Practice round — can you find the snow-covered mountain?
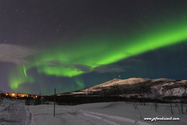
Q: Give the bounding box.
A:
[58,78,187,99]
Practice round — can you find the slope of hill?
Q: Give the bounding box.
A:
[58,78,187,100]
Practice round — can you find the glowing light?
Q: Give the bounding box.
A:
[73,76,84,89]
[8,17,187,93]
[23,20,187,78]
[23,65,27,77]
[8,65,34,91]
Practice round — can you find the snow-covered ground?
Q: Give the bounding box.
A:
[0,99,35,125]
[0,99,187,125]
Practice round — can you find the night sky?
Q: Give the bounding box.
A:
[1,0,187,95]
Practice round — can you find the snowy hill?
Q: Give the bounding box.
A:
[58,78,187,100]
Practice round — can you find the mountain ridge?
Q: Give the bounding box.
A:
[58,77,187,100]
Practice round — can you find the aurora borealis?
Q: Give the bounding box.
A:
[1,0,187,95]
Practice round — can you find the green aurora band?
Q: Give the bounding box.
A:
[26,21,187,76]
[8,65,34,93]
[23,65,27,77]
[73,76,85,89]
[9,19,187,92]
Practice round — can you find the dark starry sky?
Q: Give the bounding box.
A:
[0,0,187,95]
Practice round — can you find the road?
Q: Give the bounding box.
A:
[0,100,153,125]
[0,100,35,125]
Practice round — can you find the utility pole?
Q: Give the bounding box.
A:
[54,88,56,117]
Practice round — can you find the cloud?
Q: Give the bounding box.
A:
[47,61,62,67]
[94,57,148,73]
[94,65,126,73]
[74,64,91,72]
[0,44,37,65]
[46,61,91,72]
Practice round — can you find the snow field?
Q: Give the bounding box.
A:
[28,101,187,125]
[0,99,187,125]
